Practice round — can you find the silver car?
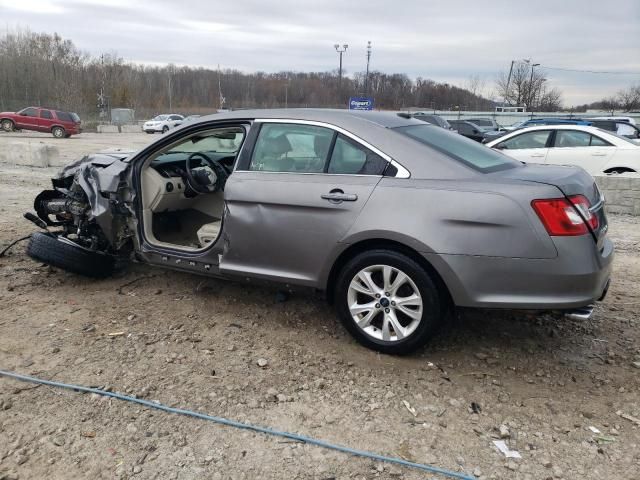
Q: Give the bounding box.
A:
[26,109,613,354]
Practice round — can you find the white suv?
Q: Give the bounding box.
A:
[143,114,184,134]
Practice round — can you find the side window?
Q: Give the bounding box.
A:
[554,130,591,148]
[590,135,611,147]
[170,115,182,121]
[55,111,72,122]
[40,110,53,119]
[328,134,388,175]
[249,123,334,173]
[499,130,551,149]
[21,107,38,117]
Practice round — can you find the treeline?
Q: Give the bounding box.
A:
[0,30,493,120]
[572,84,640,113]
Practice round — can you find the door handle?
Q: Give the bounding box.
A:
[530,153,546,158]
[591,152,607,156]
[321,191,358,202]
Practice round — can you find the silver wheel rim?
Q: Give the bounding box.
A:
[347,264,423,342]
[53,128,63,137]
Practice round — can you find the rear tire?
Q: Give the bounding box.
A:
[51,126,65,138]
[1,119,14,132]
[27,232,115,278]
[334,249,444,355]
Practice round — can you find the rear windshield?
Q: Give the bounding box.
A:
[468,119,493,127]
[394,124,520,173]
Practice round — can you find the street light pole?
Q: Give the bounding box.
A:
[503,60,515,105]
[529,62,540,113]
[365,41,372,96]
[334,43,348,103]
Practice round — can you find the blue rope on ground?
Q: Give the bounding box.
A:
[0,369,476,480]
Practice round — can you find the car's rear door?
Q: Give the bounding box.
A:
[220,120,392,286]
[493,129,552,164]
[545,129,616,174]
[38,109,54,132]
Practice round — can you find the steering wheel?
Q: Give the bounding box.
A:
[184,152,230,194]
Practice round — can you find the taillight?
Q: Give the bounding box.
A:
[532,194,598,236]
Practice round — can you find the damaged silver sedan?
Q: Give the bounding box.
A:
[25,110,613,354]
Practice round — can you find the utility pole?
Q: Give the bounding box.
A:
[528,62,540,114]
[334,43,348,103]
[503,60,515,105]
[365,41,372,96]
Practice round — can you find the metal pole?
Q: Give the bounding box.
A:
[334,44,348,104]
[529,63,540,114]
[504,60,514,105]
[365,41,371,95]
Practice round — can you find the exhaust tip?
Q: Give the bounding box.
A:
[565,304,594,321]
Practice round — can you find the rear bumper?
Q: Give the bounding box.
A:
[424,235,614,309]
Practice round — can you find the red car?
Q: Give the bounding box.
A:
[0,107,82,138]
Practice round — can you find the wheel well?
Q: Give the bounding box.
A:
[325,238,453,308]
[604,167,636,173]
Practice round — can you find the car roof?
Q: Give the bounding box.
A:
[192,108,422,129]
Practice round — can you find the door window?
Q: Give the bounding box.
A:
[19,107,38,117]
[249,123,334,173]
[499,130,551,149]
[40,110,53,119]
[328,134,388,175]
[555,130,612,148]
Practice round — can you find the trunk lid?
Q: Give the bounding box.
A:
[492,164,608,247]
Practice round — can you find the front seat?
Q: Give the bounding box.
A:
[259,134,293,171]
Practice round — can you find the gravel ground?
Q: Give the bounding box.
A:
[0,133,639,480]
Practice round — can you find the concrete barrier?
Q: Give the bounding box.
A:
[97,125,119,133]
[120,124,142,133]
[594,173,640,215]
[0,141,60,168]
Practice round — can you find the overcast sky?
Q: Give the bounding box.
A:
[1,0,639,105]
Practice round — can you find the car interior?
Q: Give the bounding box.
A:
[140,126,246,251]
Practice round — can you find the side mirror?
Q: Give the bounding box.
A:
[20,112,27,116]
[494,143,506,150]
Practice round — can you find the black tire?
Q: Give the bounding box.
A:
[27,232,115,278]
[51,126,65,138]
[1,119,14,132]
[334,249,444,355]
[162,126,169,133]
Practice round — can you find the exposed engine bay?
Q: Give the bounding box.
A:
[28,127,245,257]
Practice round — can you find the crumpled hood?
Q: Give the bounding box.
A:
[56,149,135,186]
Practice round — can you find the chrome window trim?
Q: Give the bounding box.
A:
[235,118,411,178]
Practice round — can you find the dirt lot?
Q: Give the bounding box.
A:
[0,133,639,480]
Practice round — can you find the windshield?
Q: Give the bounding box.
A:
[468,119,493,127]
[598,128,640,146]
[153,115,169,121]
[394,124,520,173]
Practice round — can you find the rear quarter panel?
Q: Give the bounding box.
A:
[341,177,560,259]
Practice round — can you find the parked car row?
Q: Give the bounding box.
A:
[0,106,82,138]
[411,113,639,175]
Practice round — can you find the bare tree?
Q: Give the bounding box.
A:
[616,83,640,112]
[495,63,554,110]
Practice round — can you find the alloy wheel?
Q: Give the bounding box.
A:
[347,264,423,342]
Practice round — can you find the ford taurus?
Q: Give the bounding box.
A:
[24,110,613,354]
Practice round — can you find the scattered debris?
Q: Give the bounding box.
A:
[257,358,268,368]
[402,400,417,417]
[616,410,640,426]
[471,402,482,414]
[499,424,510,439]
[493,440,521,459]
[108,331,125,337]
[82,324,96,333]
[588,426,601,434]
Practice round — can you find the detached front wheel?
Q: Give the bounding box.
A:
[27,232,115,278]
[334,250,444,355]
